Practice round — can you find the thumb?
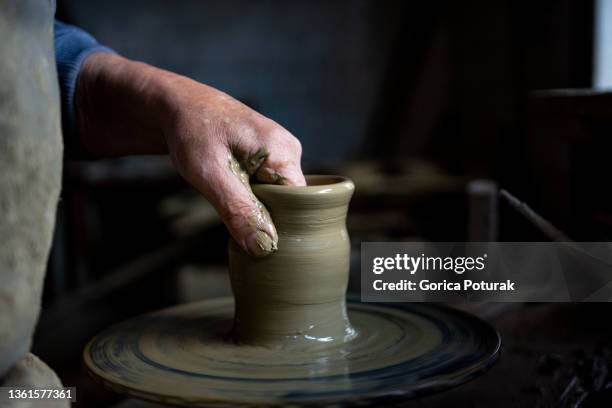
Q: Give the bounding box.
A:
[197,153,278,257]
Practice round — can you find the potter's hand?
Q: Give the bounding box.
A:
[75,52,306,257]
[164,83,306,257]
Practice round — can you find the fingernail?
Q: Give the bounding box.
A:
[245,230,278,257]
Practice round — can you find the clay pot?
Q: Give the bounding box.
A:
[228,175,356,349]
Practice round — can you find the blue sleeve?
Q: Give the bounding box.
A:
[54,20,114,154]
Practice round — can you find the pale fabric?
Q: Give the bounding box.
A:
[0,0,63,385]
[1,353,69,408]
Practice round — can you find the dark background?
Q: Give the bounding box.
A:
[36,1,612,407]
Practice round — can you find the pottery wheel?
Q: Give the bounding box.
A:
[84,298,500,406]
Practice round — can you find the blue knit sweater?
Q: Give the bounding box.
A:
[54,20,113,154]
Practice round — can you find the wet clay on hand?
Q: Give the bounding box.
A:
[228,175,357,348]
[227,152,278,257]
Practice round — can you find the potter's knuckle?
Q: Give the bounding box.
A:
[277,129,300,151]
[235,121,258,143]
[257,123,283,142]
[260,153,287,169]
[288,135,302,155]
[270,132,301,157]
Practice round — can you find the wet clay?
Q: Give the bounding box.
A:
[228,175,356,348]
[83,176,501,406]
[227,153,278,256]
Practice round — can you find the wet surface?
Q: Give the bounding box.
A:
[84,298,499,406]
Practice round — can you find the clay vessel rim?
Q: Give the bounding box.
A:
[252,175,354,196]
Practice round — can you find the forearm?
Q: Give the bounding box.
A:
[75,52,176,156]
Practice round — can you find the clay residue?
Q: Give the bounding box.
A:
[256,167,289,185]
[227,152,278,256]
[243,147,268,175]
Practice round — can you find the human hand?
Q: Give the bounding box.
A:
[75,53,306,257]
[161,79,306,257]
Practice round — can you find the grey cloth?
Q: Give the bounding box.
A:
[0,0,63,381]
